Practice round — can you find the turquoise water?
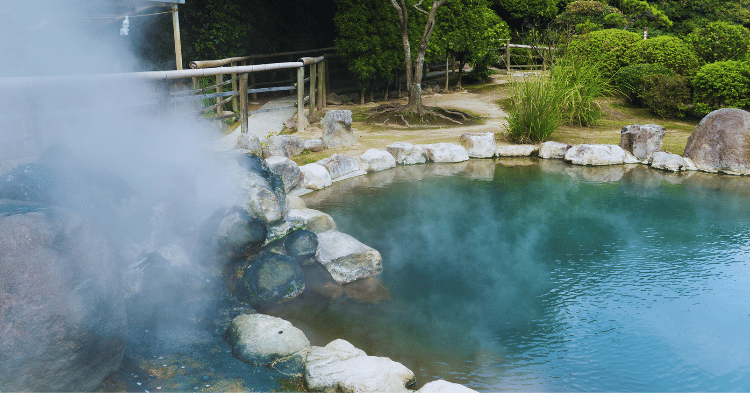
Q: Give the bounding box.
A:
[285,159,750,392]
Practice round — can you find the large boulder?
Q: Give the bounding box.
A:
[227,251,305,307]
[265,156,301,192]
[422,143,470,163]
[264,135,305,158]
[236,154,287,223]
[684,108,750,174]
[538,141,571,159]
[236,133,263,156]
[322,110,356,148]
[299,163,333,190]
[225,314,310,376]
[286,208,337,233]
[620,124,665,161]
[0,202,126,392]
[316,231,383,284]
[459,133,495,158]
[304,339,415,393]
[495,144,538,157]
[199,206,268,264]
[564,144,639,166]
[359,149,397,172]
[317,154,363,180]
[386,142,428,165]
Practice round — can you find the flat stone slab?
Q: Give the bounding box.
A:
[317,154,361,180]
[299,163,332,190]
[459,132,495,158]
[422,143,469,163]
[495,144,538,157]
[564,144,639,166]
[316,231,382,284]
[286,208,337,234]
[650,151,696,172]
[538,141,571,159]
[305,339,415,393]
[360,149,397,172]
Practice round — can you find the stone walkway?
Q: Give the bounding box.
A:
[208,95,297,152]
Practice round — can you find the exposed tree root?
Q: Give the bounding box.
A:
[364,103,475,127]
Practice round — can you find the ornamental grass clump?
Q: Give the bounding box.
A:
[505,75,565,143]
[551,58,610,126]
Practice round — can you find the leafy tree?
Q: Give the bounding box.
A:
[657,0,750,36]
[491,0,560,24]
[611,0,672,30]
[430,0,509,88]
[555,1,627,33]
[180,0,251,62]
[389,0,448,113]
[334,0,402,102]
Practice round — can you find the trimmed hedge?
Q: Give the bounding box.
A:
[567,29,641,78]
[685,21,750,64]
[623,36,702,76]
[611,63,674,104]
[637,74,691,118]
[692,60,750,114]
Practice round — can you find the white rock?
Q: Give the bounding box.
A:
[418,380,478,393]
[299,163,332,190]
[538,141,571,159]
[359,149,397,172]
[265,156,301,192]
[316,231,382,284]
[683,156,698,171]
[286,195,306,210]
[495,144,538,157]
[317,154,361,180]
[304,138,325,152]
[650,151,690,172]
[305,339,415,393]
[459,133,495,158]
[422,143,469,163]
[225,314,310,366]
[387,142,428,165]
[264,135,305,158]
[236,133,262,156]
[322,110,356,148]
[286,208,337,234]
[245,186,284,223]
[564,144,629,166]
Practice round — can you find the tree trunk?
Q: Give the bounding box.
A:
[360,85,365,105]
[390,0,447,114]
[457,60,466,90]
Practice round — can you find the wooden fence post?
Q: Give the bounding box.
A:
[317,60,325,111]
[249,59,257,100]
[505,39,510,74]
[216,74,222,116]
[297,66,305,133]
[231,62,238,112]
[310,62,317,118]
[240,73,248,134]
[323,59,329,108]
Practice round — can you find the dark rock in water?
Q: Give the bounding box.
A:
[227,251,305,307]
[199,206,268,266]
[0,201,126,392]
[0,163,55,203]
[284,229,318,264]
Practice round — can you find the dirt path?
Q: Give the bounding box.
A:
[292,76,513,162]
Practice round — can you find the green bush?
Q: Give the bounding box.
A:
[567,29,641,78]
[637,74,691,118]
[692,60,750,113]
[555,1,627,33]
[611,63,674,103]
[684,21,750,64]
[624,35,702,76]
[505,76,565,143]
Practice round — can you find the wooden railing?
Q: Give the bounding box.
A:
[500,41,557,73]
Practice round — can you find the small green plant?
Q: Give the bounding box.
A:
[505,75,565,143]
[692,60,750,114]
[611,63,674,103]
[637,74,691,118]
[551,57,610,126]
[685,21,750,64]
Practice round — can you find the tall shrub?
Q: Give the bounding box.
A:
[637,74,691,118]
[624,35,702,76]
[692,60,750,113]
[685,21,750,64]
[567,29,641,78]
[611,63,674,103]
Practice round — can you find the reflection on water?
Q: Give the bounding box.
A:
[279,159,750,392]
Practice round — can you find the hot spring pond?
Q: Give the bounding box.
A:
[269,158,750,392]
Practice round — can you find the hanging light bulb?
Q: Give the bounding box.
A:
[120,16,130,36]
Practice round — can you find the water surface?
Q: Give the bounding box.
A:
[278,159,750,392]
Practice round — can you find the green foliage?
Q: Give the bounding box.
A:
[492,0,559,21]
[567,29,641,78]
[692,60,750,113]
[555,1,626,33]
[181,0,251,61]
[637,74,691,118]
[616,0,672,29]
[684,21,750,64]
[611,63,674,103]
[431,0,509,87]
[658,0,750,36]
[552,57,610,126]
[624,35,701,76]
[505,76,565,143]
[334,0,402,86]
